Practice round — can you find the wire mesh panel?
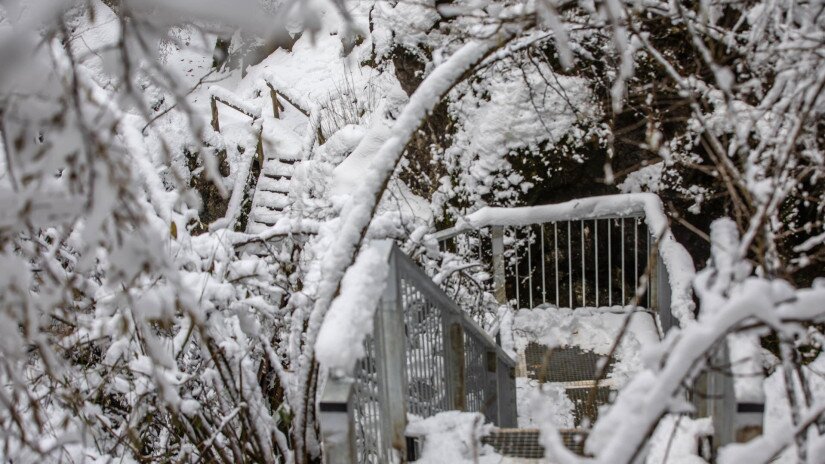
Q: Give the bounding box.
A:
[323,243,518,464]
[401,280,449,417]
[394,249,517,426]
[481,429,590,458]
[524,343,615,382]
[462,331,489,414]
[352,334,390,463]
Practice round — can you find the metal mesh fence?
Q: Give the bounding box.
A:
[344,244,517,462]
[402,280,449,417]
[352,335,388,463]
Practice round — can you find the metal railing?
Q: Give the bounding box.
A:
[433,196,676,333]
[320,242,517,464]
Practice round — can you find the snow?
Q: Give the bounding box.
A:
[510,304,659,433]
[725,333,765,404]
[517,378,575,429]
[406,412,502,464]
[619,163,664,194]
[3,0,824,462]
[645,415,712,464]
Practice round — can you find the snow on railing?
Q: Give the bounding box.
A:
[317,241,517,464]
[432,193,696,332]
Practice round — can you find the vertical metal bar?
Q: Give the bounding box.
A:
[595,219,599,307]
[448,322,466,411]
[429,302,441,412]
[567,221,573,309]
[210,97,220,132]
[376,246,408,459]
[554,223,559,307]
[424,302,434,416]
[647,225,651,309]
[514,229,520,308]
[634,219,639,306]
[621,218,626,306]
[412,288,423,416]
[581,220,586,307]
[608,219,612,307]
[491,226,506,304]
[528,227,534,309]
[541,224,547,304]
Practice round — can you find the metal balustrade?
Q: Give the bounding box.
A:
[434,199,676,333]
[320,242,517,464]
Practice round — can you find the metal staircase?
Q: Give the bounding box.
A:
[318,194,766,463]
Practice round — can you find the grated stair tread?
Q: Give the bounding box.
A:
[482,428,588,459]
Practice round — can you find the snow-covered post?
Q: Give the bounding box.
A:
[266,82,283,118]
[707,334,765,448]
[374,247,410,460]
[319,376,356,464]
[491,225,507,304]
[211,96,221,132]
[653,252,674,332]
[446,320,467,411]
[496,356,518,427]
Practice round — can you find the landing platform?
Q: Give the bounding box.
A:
[510,305,659,429]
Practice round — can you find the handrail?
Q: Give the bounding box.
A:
[318,241,517,464]
[430,193,696,332]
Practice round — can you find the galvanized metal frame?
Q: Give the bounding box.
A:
[320,242,517,463]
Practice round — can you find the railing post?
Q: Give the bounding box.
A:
[319,375,356,464]
[375,248,409,461]
[210,97,220,132]
[491,226,506,304]
[649,236,675,334]
[266,83,283,118]
[496,358,518,427]
[446,321,466,411]
[656,253,673,332]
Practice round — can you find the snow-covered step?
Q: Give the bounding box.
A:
[256,176,292,193]
[250,207,289,226]
[261,116,303,161]
[262,161,295,178]
[246,115,305,234]
[252,194,292,212]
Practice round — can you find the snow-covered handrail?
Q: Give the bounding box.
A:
[432,193,696,329]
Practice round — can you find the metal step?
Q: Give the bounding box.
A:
[521,343,616,427]
[482,428,588,460]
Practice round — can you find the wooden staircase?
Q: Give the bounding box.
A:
[246,116,303,234]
